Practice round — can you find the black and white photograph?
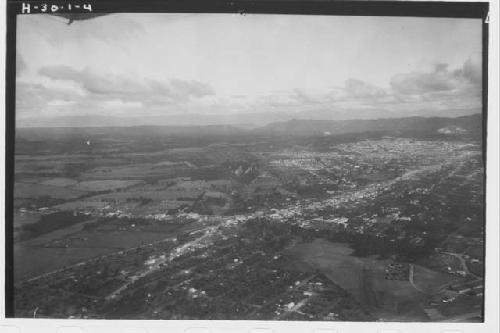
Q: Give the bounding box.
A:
[6,1,490,323]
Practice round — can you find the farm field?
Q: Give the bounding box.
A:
[11,121,485,321]
[286,238,461,320]
[412,265,460,294]
[13,212,42,227]
[15,182,88,199]
[9,2,490,320]
[13,216,202,281]
[14,245,114,281]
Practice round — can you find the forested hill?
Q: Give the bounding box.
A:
[255,113,482,137]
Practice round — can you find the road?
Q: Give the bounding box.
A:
[18,151,478,292]
[106,225,221,300]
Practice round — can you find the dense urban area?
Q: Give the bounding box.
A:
[13,114,485,321]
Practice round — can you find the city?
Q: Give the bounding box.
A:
[13,116,484,321]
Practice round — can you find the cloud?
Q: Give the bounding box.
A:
[390,59,481,96]
[390,65,457,95]
[291,89,322,105]
[101,99,143,109]
[16,81,82,111]
[454,58,481,84]
[250,78,394,114]
[170,79,215,98]
[38,65,215,105]
[17,57,481,123]
[39,66,163,96]
[343,79,387,99]
[258,59,482,118]
[47,99,77,107]
[16,65,216,120]
[384,58,482,117]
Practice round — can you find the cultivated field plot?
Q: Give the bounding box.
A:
[40,178,79,187]
[10,7,487,321]
[74,180,143,191]
[15,182,88,199]
[52,178,232,216]
[412,265,459,294]
[14,244,114,281]
[13,211,42,227]
[14,217,199,281]
[286,238,461,320]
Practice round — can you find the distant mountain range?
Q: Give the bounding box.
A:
[16,112,285,129]
[255,113,483,137]
[17,107,481,129]
[17,113,483,141]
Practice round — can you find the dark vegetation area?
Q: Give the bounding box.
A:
[13,113,484,321]
[18,212,88,241]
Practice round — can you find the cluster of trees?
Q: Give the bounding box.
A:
[126,197,153,205]
[349,233,438,260]
[19,211,87,241]
[20,195,66,209]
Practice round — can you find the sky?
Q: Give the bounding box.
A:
[16,13,483,126]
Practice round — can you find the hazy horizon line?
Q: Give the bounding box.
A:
[15,112,482,130]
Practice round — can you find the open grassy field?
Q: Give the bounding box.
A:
[16,219,98,246]
[285,238,455,320]
[13,212,42,227]
[14,244,114,281]
[20,177,141,193]
[14,161,65,175]
[15,228,179,281]
[438,295,484,320]
[15,182,87,199]
[40,178,78,187]
[412,265,461,294]
[79,163,186,180]
[53,200,112,211]
[50,177,234,216]
[13,212,202,281]
[74,180,142,191]
[45,230,173,249]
